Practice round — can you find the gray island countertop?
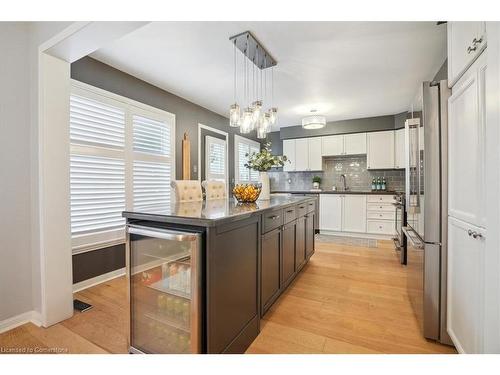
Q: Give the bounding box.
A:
[123,195,315,227]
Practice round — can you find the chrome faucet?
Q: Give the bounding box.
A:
[340,174,348,191]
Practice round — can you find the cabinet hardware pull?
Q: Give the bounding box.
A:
[467,229,473,237]
[286,210,294,213]
[467,45,477,54]
[299,206,305,209]
[269,215,279,220]
[472,36,483,46]
[472,231,483,239]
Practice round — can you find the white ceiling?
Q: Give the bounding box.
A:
[91,21,446,130]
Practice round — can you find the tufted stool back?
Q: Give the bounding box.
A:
[202,180,227,200]
[171,180,203,203]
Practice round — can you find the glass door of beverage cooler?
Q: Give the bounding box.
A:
[127,225,202,354]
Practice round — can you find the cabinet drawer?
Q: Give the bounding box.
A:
[283,206,296,224]
[367,211,396,220]
[367,220,395,235]
[296,202,307,218]
[306,200,316,213]
[367,195,396,203]
[262,208,283,234]
[367,202,395,212]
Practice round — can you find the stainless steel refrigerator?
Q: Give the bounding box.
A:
[403,80,453,346]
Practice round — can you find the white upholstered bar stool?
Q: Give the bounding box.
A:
[201,180,227,200]
[171,180,203,203]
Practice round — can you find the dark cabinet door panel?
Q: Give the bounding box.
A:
[305,212,315,259]
[282,221,296,286]
[207,217,259,353]
[295,216,306,271]
[261,228,281,314]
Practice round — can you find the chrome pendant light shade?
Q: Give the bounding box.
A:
[228,31,278,137]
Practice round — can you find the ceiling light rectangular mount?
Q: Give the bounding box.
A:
[229,31,277,70]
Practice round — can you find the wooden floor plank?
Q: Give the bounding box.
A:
[0,236,456,354]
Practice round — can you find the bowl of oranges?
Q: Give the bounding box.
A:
[232,183,262,203]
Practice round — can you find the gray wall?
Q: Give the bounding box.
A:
[278,115,396,140]
[71,57,264,186]
[433,59,448,81]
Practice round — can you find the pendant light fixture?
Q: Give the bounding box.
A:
[228,31,278,138]
[229,40,240,127]
[302,110,326,130]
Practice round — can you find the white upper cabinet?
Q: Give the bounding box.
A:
[308,137,323,171]
[282,139,296,172]
[448,52,486,228]
[322,133,366,156]
[284,138,323,172]
[344,133,367,155]
[448,22,487,87]
[295,138,309,171]
[321,135,343,156]
[367,131,395,170]
[394,128,405,169]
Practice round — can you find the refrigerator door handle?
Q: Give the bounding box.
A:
[128,225,200,242]
[403,226,425,249]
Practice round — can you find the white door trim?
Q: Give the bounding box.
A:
[197,124,229,190]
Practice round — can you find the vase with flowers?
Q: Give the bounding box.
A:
[244,142,289,200]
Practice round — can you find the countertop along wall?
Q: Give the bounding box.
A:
[71,56,264,184]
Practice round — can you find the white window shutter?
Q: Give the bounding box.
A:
[133,115,171,156]
[70,154,126,234]
[133,161,172,211]
[70,94,125,148]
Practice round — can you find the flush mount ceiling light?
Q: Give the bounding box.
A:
[302,111,326,130]
[228,31,278,139]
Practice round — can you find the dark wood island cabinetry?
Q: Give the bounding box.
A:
[123,195,317,354]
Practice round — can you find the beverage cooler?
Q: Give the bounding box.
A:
[126,224,202,354]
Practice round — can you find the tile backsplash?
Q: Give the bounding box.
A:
[269,155,405,192]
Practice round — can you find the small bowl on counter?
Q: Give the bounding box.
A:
[232,183,262,203]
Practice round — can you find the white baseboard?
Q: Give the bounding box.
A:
[73,267,126,293]
[0,311,41,334]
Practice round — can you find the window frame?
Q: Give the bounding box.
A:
[70,80,175,254]
[205,135,227,183]
[234,134,261,184]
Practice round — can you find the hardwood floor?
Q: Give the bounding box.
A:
[0,237,455,354]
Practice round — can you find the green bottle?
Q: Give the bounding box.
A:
[376,178,381,190]
[371,178,376,191]
[382,178,386,191]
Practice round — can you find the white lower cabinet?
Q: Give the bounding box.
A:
[319,194,342,231]
[447,216,485,353]
[342,195,367,233]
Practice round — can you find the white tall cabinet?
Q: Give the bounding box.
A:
[447,27,488,353]
[448,22,487,87]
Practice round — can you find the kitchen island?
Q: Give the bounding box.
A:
[123,195,317,354]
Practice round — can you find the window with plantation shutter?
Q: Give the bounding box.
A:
[205,135,227,183]
[70,155,126,234]
[70,94,125,148]
[70,82,175,253]
[234,135,261,184]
